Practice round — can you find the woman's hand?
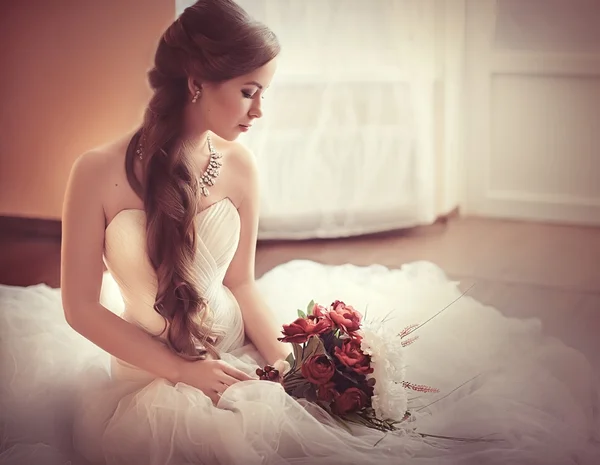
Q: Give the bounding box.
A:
[177,358,253,404]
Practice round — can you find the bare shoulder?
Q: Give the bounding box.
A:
[61,134,133,315]
[228,141,260,208]
[67,146,113,204]
[213,138,259,205]
[205,133,259,208]
[69,133,131,185]
[212,136,256,172]
[67,132,140,222]
[228,140,256,165]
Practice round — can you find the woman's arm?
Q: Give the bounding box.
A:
[61,151,185,383]
[223,145,291,366]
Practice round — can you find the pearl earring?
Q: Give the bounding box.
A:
[191,89,201,103]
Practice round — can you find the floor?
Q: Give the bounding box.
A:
[1,215,599,373]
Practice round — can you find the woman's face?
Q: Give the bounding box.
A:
[192,58,278,141]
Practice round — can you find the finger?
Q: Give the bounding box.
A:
[210,389,223,405]
[219,373,240,387]
[222,363,253,381]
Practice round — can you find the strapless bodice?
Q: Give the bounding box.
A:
[103,198,246,379]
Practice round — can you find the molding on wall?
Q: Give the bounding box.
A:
[0,215,61,239]
[0,207,461,244]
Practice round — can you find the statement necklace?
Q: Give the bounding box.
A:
[136,133,222,197]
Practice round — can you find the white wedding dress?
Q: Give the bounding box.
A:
[1,197,599,465]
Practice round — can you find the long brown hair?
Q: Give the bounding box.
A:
[125,0,280,360]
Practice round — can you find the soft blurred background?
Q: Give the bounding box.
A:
[0,0,599,370]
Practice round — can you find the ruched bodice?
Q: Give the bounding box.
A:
[103,197,246,379]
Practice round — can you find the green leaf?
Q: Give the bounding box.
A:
[303,335,326,360]
[284,375,306,393]
[304,384,318,403]
[292,342,304,366]
[291,380,312,398]
[297,309,307,319]
[306,299,316,315]
[285,351,295,369]
[336,368,363,387]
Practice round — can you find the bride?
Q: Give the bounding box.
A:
[1,1,599,464]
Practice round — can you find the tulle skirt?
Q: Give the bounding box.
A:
[1,260,599,465]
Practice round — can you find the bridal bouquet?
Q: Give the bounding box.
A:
[257,300,438,432]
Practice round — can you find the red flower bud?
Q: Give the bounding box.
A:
[257,365,280,382]
[301,354,335,385]
[332,387,368,415]
[334,339,373,375]
[327,301,362,334]
[317,381,339,402]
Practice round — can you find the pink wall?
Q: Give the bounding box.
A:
[0,0,174,219]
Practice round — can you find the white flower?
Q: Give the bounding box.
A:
[359,320,408,421]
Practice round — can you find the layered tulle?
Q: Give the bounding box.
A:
[1,260,599,465]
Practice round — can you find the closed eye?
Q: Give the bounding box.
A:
[242,90,266,100]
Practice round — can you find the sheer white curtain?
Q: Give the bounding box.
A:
[176,0,465,239]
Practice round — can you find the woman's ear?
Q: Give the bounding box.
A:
[186,76,202,99]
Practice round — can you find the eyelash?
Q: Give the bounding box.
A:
[242,91,265,100]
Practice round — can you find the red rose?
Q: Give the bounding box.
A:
[332,387,368,415]
[278,317,332,344]
[317,381,339,402]
[334,339,373,375]
[301,354,336,384]
[311,303,328,318]
[327,301,362,333]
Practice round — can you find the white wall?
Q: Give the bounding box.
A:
[463,0,600,226]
